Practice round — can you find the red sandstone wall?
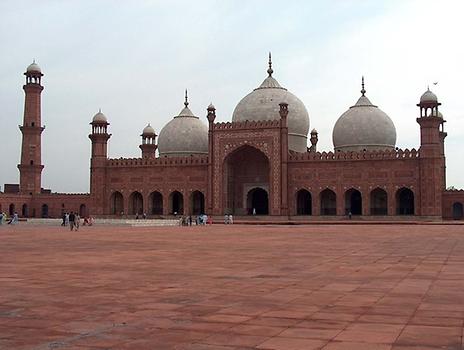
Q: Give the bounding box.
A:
[442,190,464,220]
[0,193,90,218]
[288,155,421,216]
[100,157,208,216]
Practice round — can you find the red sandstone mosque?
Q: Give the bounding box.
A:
[1,57,464,220]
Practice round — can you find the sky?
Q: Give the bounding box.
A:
[1,0,463,193]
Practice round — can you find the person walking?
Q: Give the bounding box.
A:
[228,214,233,225]
[65,212,70,227]
[61,212,66,226]
[0,212,3,226]
[74,214,80,231]
[69,211,75,231]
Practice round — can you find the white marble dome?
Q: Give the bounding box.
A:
[157,95,208,157]
[232,57,310,153]
[92,110,108,124]
[26,61,41,73]
[420,88,438,103]
[333,83,396,152]
[142,123,155,136]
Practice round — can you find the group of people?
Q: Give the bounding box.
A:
[61,212,93,231]
[0,212,19,225]
[224,214,234,224]
[61,212,80,231]
[180,214,211,226]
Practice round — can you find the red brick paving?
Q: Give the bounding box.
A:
[0,224,464,349]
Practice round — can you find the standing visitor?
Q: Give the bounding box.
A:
[65,212,70,227]
[224,214,228,224]
[61,212,66,226]
[253,208,256,215]
[0,212,3,225]
[69,211,75,231]
[229,214,233,224]
[74,214,80,231]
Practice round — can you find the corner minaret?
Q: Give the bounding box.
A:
[18,61,45,195]
[416,87,445,217]
[89,110,111,215]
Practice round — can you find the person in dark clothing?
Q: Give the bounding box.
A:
[69,212,76,231]
[61,213,66,226]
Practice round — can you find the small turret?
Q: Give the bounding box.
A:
[139,123,157,158]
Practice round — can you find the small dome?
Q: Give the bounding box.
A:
[232,55,310,153]
[157,93,208,157]
[420,88,437,103]
[142,123,155,136]
[92,110,107,124]
[333,80,396,152]
[26,61,41,73]
[429,109,443,118]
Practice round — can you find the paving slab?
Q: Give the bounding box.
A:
[0,223,463,349]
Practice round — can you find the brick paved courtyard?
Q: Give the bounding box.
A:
[0,224,463,349]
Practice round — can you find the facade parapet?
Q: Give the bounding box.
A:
[107,155,209,167]
[289,148,420,162]
[213,119,281,130]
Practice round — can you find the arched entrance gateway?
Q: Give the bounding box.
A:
[149,191,163,215]
[190,191,205,215]
[396,188,415,215]
[129,191,143,215]
[320,189,336,215]
[247,188,269,215]
[370,188,388,215]
[223,145,270,215]
[452,202,463,220]
[345,188,362,215]
[296,189,312,215]
[169,191,184,215]
[110,191,124,215]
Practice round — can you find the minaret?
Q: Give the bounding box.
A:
[89,110,111,215]
[18,61,45,195]
[139,124,157,158]
[416,87,445,217]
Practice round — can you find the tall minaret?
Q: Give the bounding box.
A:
[416,87,445,218]
[89,110,111,215]
[18,61,45,195]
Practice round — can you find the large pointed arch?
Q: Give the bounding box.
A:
[396,187,414,215]
[110,191,124,215]
[370,188,388,215]
[320,189,336,216]
[296,189,312,215]
[223,145,270,215]
[129,191,144,215]
[169,191,184,215]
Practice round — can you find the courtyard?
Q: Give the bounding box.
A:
[0,223,463,350]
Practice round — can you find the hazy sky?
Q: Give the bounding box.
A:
[1,0,463,193]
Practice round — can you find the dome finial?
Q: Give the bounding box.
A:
[267,52,273,77]
[184,89,189,107]
[361,76,366,96]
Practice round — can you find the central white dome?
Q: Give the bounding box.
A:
[157,93,208,157]
[232,56,310,152]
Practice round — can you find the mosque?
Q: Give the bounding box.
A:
[1,56,464,220]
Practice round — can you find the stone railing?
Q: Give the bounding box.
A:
[289,148,420,162]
